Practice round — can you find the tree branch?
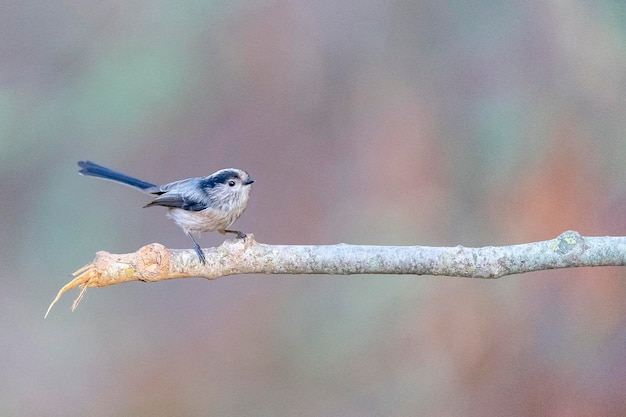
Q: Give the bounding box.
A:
[44,231,626,317]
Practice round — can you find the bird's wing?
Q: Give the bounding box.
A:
[144,178,210,211]
[144,192,209,211]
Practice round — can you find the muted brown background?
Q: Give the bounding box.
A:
[3,1,626,416]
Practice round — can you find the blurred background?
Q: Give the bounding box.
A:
[2,1,626,416]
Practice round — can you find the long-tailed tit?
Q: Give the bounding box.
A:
[78,161,254,264]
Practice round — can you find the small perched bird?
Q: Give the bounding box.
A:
[78,161,254,264]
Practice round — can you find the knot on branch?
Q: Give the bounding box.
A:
[91,243,169,283]
[555,230,584,255]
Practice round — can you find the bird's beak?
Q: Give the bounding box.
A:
[245,177,254,185]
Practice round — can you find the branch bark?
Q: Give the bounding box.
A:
[45,231,626,317]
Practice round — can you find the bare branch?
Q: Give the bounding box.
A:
[44,231,626,317]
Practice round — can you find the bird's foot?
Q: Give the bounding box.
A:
[222,229,248,240]
[194,244,206,265]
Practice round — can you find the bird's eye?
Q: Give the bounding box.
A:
[228,180,236,187]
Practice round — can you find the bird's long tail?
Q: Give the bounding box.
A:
[78,161,157,191]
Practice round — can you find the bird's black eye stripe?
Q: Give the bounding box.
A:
[201,170,240,189]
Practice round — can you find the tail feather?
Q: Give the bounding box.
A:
[78,161,157,191]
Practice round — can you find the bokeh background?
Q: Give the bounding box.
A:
[3,1,626,416]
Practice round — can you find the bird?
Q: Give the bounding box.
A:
[77,160,254,264]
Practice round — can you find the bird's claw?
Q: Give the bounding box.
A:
[194,244,206,265]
